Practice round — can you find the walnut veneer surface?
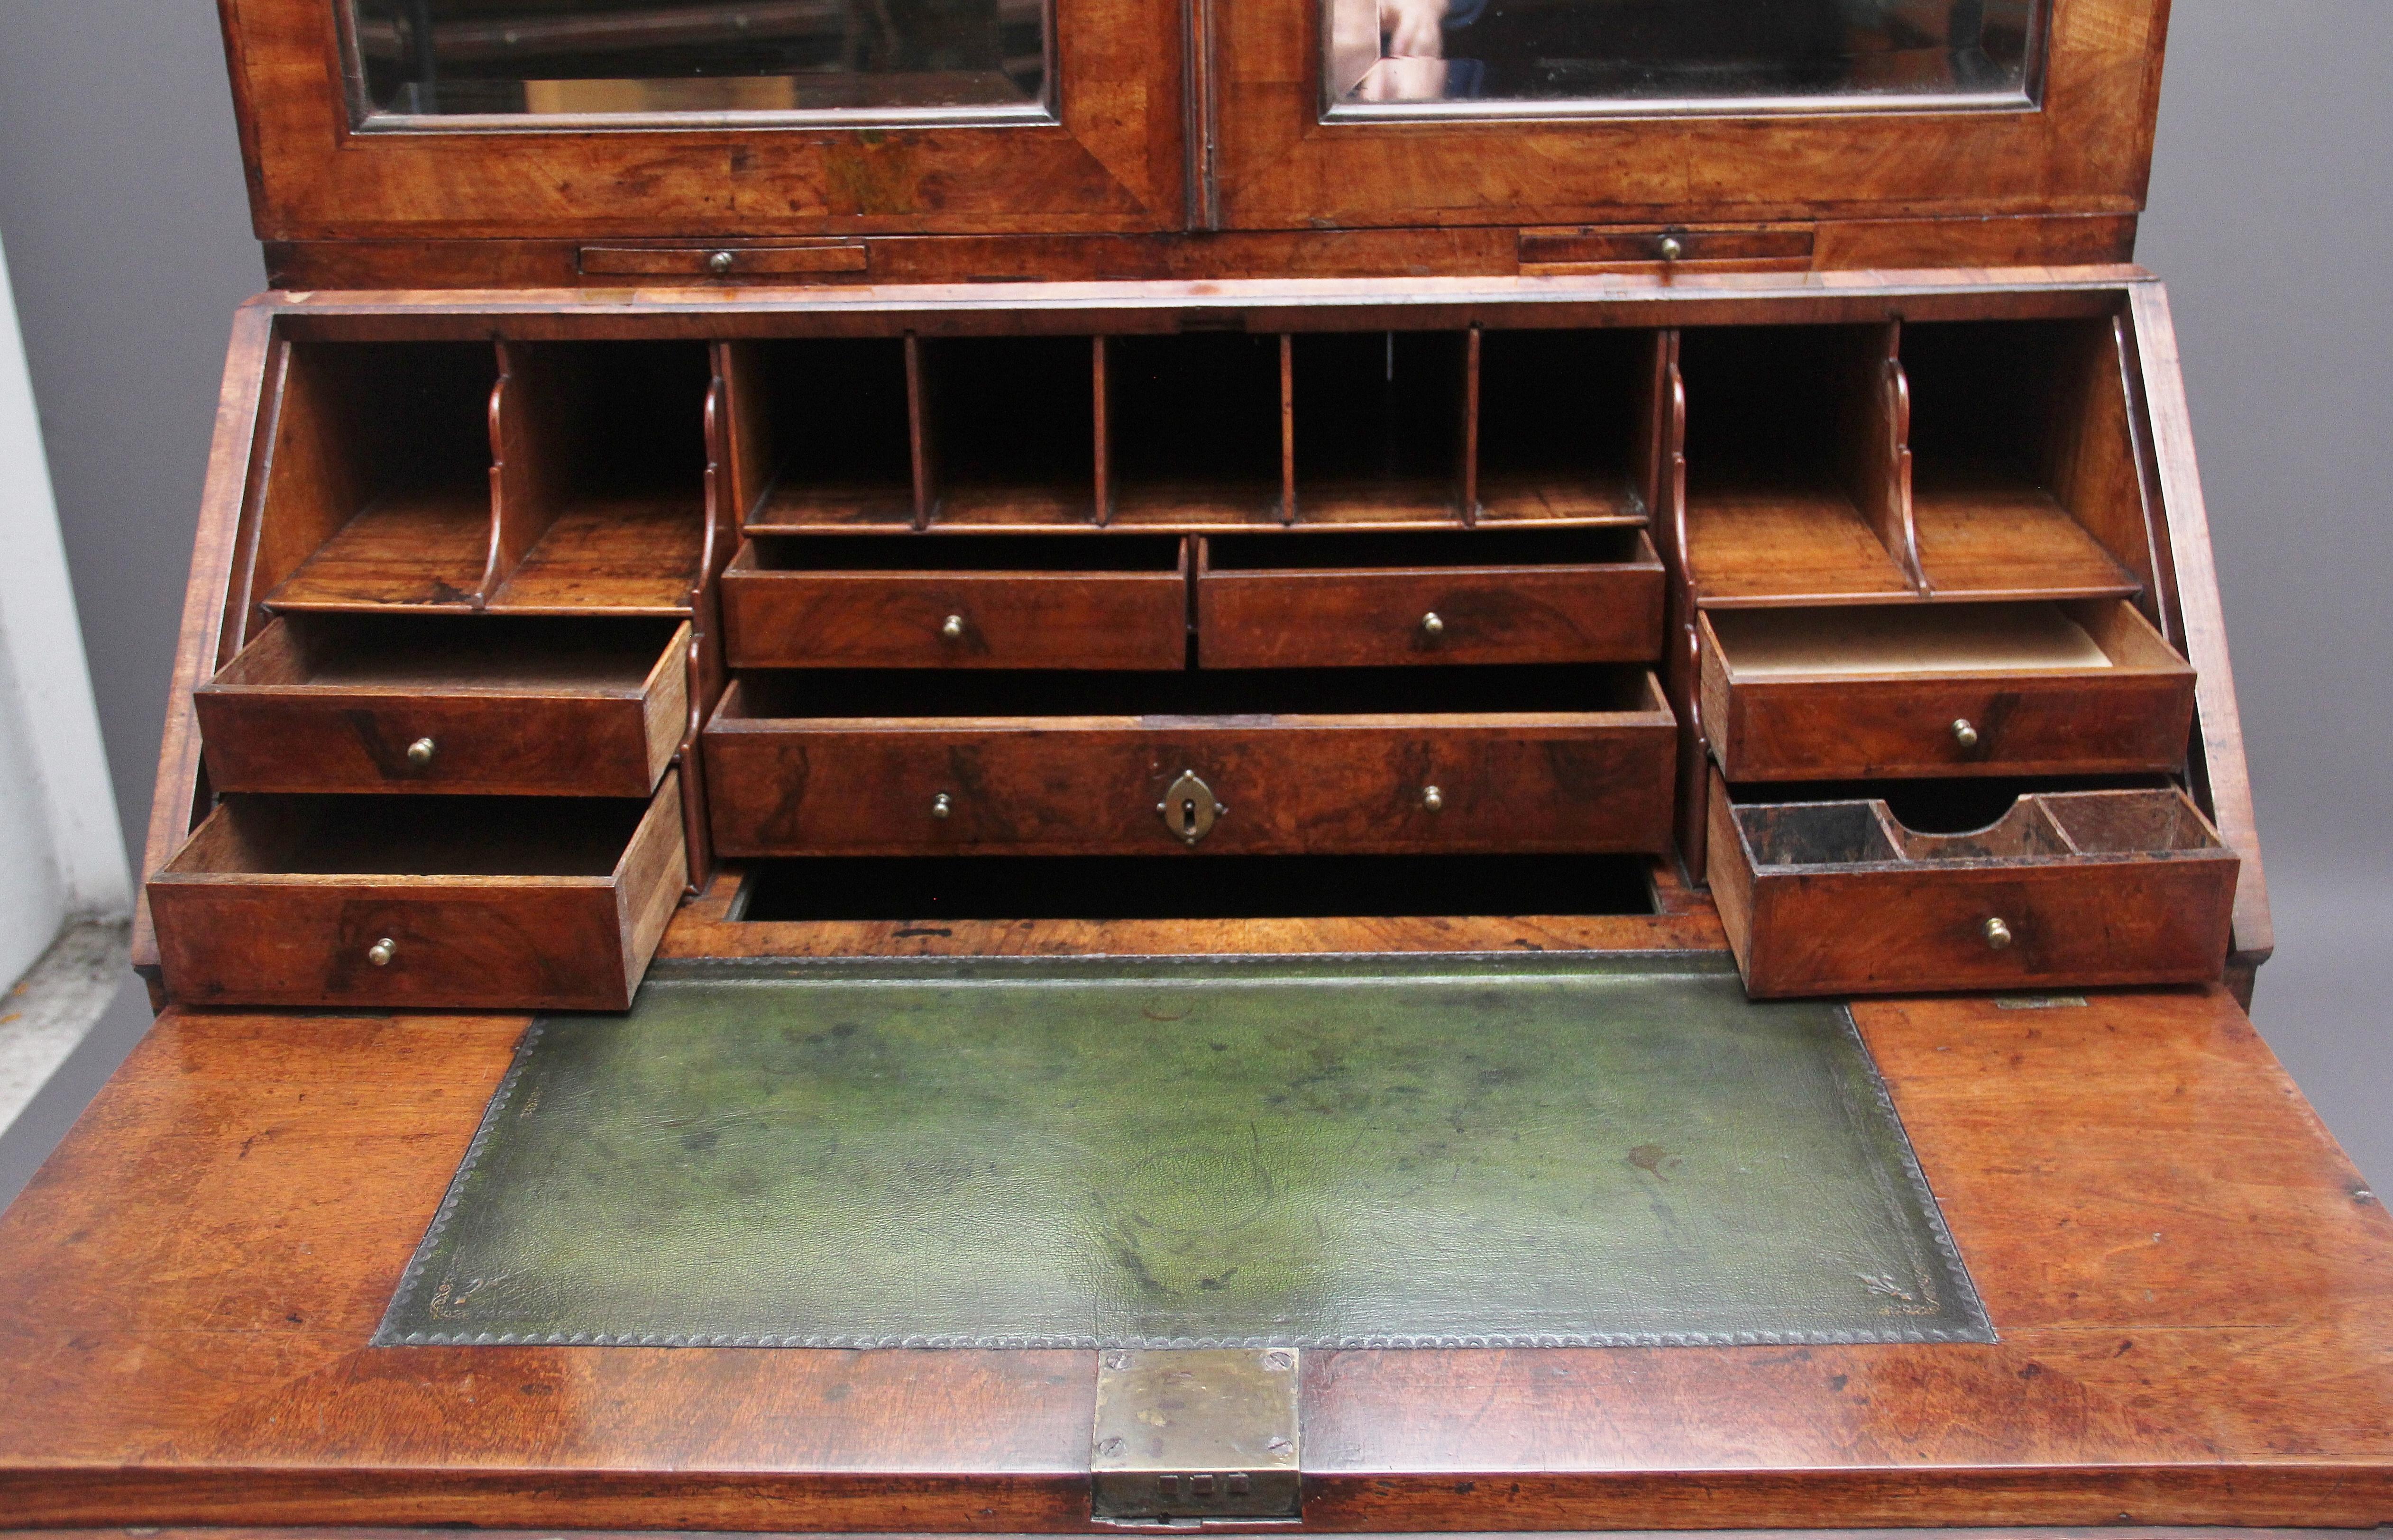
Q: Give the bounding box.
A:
[2,895,2389,1530]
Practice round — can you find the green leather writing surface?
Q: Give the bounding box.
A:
[377,955,1990,1348]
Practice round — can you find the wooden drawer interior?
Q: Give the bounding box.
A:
[195,613,689,797]
[1698,598,2196,780]
[721,533,1189,669]
[149,775,687,1011]
[1709,783,2239,997]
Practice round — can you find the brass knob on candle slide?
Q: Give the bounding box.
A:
[1420,612,1445,639]
[931,793,953,819]
[941,614,966,640]
[708,250,736,276]
[1951,719,1980,750]
[1658,236,1685,262]
[1982,917,2014,951]
[406,737,438,769]
[367,937,397,968]
[1422,785,1444,813]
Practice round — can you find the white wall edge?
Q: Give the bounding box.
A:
[0,229,132,923]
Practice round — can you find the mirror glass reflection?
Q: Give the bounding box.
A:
[1328,0,2043,111]
[346,0,1049,119]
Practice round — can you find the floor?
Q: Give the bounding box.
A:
[0,916,145,1208]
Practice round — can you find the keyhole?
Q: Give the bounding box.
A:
[1181,797,1197,834]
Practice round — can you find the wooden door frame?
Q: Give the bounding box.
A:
[216,0,1190,240]
[1205,0,2172,232]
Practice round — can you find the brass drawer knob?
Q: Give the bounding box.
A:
[406,736,437,768]
[1951,719,1980,750]
[940,614,966,640]
[707,249,736,276]
[1422,785,1444,812]
[931,792,953,819]
[367,937,398,967]
[1420,611,1445,639]
[1982,917,2014,951]
[1658,235,1685,262]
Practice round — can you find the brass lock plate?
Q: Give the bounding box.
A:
[1157,769,1223,846]
[1092,1348,1301,1525]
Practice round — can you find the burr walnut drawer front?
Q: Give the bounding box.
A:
[1697,600,2197,782]
[194,615,689,798]
[1706,779,2239,999]
[721,535,1188,670]
[148,773,686,1011]
[702,668,1676,857]
[1197,528,1665,669]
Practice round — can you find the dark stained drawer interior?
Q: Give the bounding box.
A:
[148,774,687,1011]
[195,614,689,797]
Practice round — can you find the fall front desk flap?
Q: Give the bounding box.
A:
[380,953,1991,1348]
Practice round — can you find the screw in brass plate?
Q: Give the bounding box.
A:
[1421,785,1444,812]
[1420,611,1445,638]
[941,614,966,640]
[1951,718,1980,750]
[367,937,397,967]
[931,792,953,819]
[707,249,736,276]
[405,736,437,769]
[1982,917,2015,951]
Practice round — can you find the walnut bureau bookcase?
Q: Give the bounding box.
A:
[4,0,2390,1533]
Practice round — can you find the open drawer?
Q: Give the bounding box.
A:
[148,773,686,1011]
[720,536,1188,669]
[704,668,1676,857]
[195,615,689,797]
[1706,780,2240,999]
[1698,600,2197,782]
[1197,528,1664,669]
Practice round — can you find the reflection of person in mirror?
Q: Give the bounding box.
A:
[1354,0,1453,100]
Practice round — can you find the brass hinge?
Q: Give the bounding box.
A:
[1091,1349,1302,1527]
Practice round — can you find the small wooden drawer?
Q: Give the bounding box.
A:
[704,668,1676,857]
[149,773,687,1011]
[1198,528,1664,668]
[721,535,1187,669]
[1698,600,2195,781]
[1707,779,2239,998]
[194,615,689,797]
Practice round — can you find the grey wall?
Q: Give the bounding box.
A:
[0,3,2383,1178]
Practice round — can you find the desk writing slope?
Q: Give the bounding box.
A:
[376,956,1988,1349]
[1,974,2388,1529]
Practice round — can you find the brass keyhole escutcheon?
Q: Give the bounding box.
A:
[1156,769,1223,846]
[1982,916,2015,951]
